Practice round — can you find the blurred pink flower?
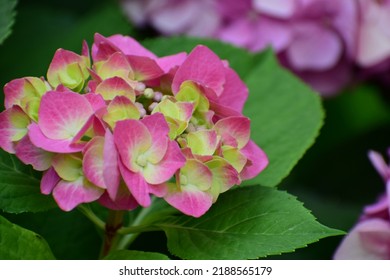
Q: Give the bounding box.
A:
[124,0,390,96]
[334,150,390,259]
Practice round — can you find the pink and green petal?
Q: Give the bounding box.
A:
[240,140,269,180]
[4,77,48,110]
[83,136,106,189]
[205,157,240,202]
[0,106,30,153]
[175,81,209,112]
[126,55,164,81]
[164,182,213,218]
[142,141,186,184]
[15,136,53,171]
[172,45,226,96]
[94,52,134,81]
[95,76,136,102]
[140,113,169,164]
[28,123,86,153]
[52,154,82,182]
[40,167,60,195]
[118,160,152,207]
[53,177,104,211]
[186,129,219,156]
[221,146,247,173]
[215,116,251,149]
[38,90,93,140]
[114,119,152,172]
[103,96,140,129]
[47,48,90,91]
[180,159,213,192]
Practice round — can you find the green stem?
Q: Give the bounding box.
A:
[99,210,125,259]
[116,200,156,250]
[77,204,105,231]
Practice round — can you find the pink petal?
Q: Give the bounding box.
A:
[287,23,343,70]
[83,136,106,188]
[156,52,187,73]
[98,190,139,211]
[214,116,251,149]
[334,219,390,260]
[253,0,296,19]
[40,167,60,195]
[172,45,226,96]
[118,160,151,207]
[103,130,121,198]
[38,90,93,140]
[28,123,86,153]
[84,93,107,112]
[0,106,30,153]
[164,185,213,218]
[126,55,164,81]
[92,33,121,62]
[368,150,390,181]
[240,140,269,180]
[102,34,157,58]
[217,67,248,113]
[15,136,53,171]
[53,178,104,211]
[114,119,152,172]
[142,141,186,184]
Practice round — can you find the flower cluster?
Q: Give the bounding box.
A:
[122,0,390,96]
[334,150,390,259]
[0,34,268,217]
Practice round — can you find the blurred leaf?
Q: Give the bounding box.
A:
[104,250,170,260]
[4,208,102,259]
[158,186,342,260]
[0,149,56,213]
[0,0,17,44]
[0,214,55,259]
[243,52,324,187]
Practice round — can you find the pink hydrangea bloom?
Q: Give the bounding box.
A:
[334,150,390,259]
[0,34,268,217]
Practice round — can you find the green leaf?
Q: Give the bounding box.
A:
[104,250,170,260]
[243,52,324,187]
[0,214,55,259]
[0,149,57,213]
[5,208,102,259]
[0,0,17,44]
[158,186,342,260]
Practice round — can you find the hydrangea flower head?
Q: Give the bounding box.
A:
[0,34,268,217]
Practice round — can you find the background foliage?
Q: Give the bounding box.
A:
[1,0,389,259]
